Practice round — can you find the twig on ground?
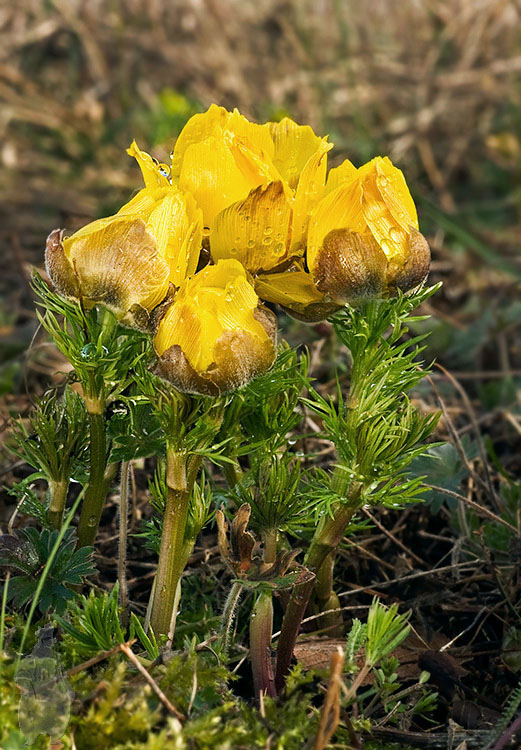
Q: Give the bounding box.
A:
[119,643,184,720]
[307,646,345,750]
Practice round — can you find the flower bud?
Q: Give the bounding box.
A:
[45,216,170,329]
[307,156,430,303]
[154,259,277,395]
[45,180,202,329]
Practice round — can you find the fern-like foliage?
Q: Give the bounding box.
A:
[303,287,441,514]
[9,386,88,484]
[56,584,126,657]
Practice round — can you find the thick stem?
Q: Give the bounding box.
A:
[274,494,358,694]
[263,528,278,565]
[118,460,130,628]
[222,459,242,489]
[149,448,191,637]
[314,551,343,636]
[77,405,110,548]
[250,590,276,699]
[47,479,69,529]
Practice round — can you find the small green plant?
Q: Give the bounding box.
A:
[0,528,95,614]
[9,386,88,528]
[56,584,126,658]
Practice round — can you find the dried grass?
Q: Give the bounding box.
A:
[0,0,520,257]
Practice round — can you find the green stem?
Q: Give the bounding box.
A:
[250,590,276,699]
[222,459,242,489]
[315,549,335,609]
[77,404,110,548]
[313,551,344,636]
[264,528,278,565]
[149,447,191,638]
[222,581,243,653]
[47,478,69,529]
[274,477,360,694]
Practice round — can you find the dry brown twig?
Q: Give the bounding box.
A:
[306,646,345,750]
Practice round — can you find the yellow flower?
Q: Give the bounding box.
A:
[45,146,203,328]
[209,117,332,273]
[306,156,430,304]
[171,104,279,229]
[154,259,277,395]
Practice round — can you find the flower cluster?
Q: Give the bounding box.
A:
[45,104,430,394]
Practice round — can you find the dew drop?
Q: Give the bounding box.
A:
[247,239,255,248]
[80,343,97,361]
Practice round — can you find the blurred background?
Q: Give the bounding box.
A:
[1,0,521,399]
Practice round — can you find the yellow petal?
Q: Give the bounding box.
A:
[227,108,275,162]
[360,178,409,260]
[357,158,417,261]
[373,156,418,230]
[210,181,292,273]
[229,133,284,191]
[255,268,325,307]
[291,138,333,255]
[325,158,358,195]
[171,104,228,179]
[145,190,202,286]
[117,187,171,222]
[127,140,170,188]
[307,177,366,272]
[179,136,263,227]
[268,118,329,190]
[255,267,341,322]
[171,104,275,180]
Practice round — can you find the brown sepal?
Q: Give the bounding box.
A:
[45,229,80,298]
[312,228,387,304]
[389,227,431,294]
